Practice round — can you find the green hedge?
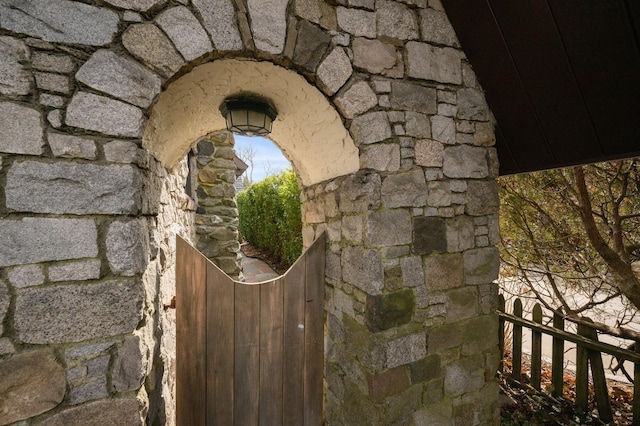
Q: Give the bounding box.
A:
[237,168,302,266]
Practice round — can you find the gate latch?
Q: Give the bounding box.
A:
[164,296,176,310]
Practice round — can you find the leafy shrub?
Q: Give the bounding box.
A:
[237,168,302,266]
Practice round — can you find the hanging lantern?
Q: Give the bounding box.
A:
[219,95,278,137]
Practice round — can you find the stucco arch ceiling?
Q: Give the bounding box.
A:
[143,59,359,186]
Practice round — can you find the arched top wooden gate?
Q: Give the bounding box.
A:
[175,234,325,425]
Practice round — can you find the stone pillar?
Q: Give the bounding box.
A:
[302,17,501,422]
[194,133,242,279]
[304,152,500,425]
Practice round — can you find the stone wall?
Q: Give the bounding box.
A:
[0,125,195,424]
[303,170,500,424]
[0,0,501,424]
[0,7,196,422]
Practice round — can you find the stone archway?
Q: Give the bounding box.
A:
[143,58,363,424]
[0,1,501,425]
[144,58,359,187]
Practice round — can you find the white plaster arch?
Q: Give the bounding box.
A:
[144,59,359,186]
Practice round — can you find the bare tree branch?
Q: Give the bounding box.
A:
[236,144,256,186]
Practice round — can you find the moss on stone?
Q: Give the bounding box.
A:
[385,383,423,424]
[413,216,447,255]
[423,378,445,405]
[409,353,441,384]
[365,288,415,332]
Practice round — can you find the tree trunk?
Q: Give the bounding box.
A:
[573,166,640,310]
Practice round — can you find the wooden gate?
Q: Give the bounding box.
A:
[175,234,325,425]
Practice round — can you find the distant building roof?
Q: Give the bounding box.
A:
[234,155,248,178]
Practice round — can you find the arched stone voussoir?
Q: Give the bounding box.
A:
[144,59,359,187]
[155,6,214,62]
[103,0,167,13]
[247,0,289,55]
[122,23,186,79]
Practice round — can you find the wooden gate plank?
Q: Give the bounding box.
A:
[235,283,261,426]
[176,236,207,425]
[177,234,326,426]
[259,279,284,425]
[282,257,306,424]
[207,262,235,425]
[304,234,325,425]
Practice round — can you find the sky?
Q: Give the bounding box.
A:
[234,135,291,183]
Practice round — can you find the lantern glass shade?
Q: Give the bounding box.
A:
[220,97,277,137]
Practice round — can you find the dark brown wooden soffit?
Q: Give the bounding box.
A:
[441,0,640,175]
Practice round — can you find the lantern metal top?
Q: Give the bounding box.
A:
[219,95,278,137]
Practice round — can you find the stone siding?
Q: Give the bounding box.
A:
[0,0,500,424]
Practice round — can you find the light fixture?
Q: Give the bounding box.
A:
[219,94,277,137]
